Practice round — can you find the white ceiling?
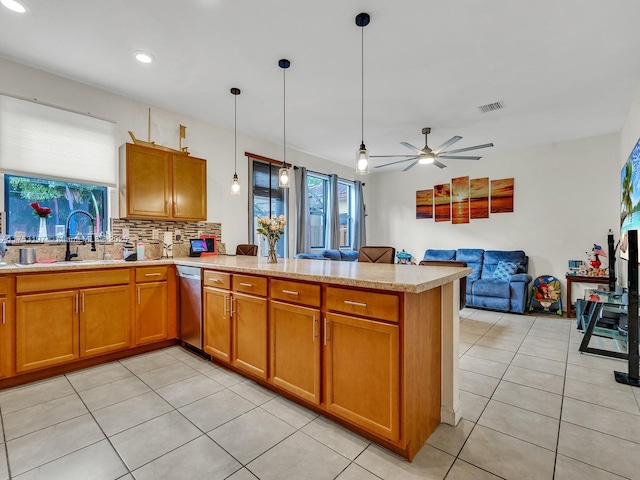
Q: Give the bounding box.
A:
[1,0,640,169]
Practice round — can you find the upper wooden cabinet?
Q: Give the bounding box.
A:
[119,143,207,221]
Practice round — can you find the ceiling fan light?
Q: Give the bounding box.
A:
[1,0,25,13]
[278,167,290,187]
[356,143,369,175]
[418,153,434,165]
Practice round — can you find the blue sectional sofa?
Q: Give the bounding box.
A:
[423,249,533,314]
[295,249,359,261]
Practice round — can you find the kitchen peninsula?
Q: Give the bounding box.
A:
[0,255,469,462]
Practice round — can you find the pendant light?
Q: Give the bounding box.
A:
[278,59,291,188]
[230,87,241,195]
[355,12,370,175]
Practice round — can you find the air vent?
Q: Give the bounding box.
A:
[478,101,505,113]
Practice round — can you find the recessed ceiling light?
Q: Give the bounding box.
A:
[1,0,26,13]
[134,51,154,64]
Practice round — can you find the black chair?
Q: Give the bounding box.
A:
[419,260,468,309]
[236,244,258,256]
[357,246,396,264]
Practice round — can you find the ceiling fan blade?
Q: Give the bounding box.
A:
[370,154,419,158]
[439,143,494,155]
[374,157,418,168]
[437,155,482,160]
[400,142,425,155]
[433,160,447,169]
[433,136,462,154]
[402,160,419,172]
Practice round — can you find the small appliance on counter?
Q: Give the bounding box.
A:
[19,247,36,265]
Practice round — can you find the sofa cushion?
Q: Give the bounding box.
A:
[295,252,326,260]
[482,250,527,279]
[473,279,511,299]
[455,249,484,281]
[340,251,359,261]
[423,249,456,261]
[493,261,518,282]
[322,249,342,261]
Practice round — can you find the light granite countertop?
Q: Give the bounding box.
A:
[0,256,471,293]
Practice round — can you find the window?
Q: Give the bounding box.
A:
[249,158,288,257]
[4,174,108,240]
[306,173,355,250]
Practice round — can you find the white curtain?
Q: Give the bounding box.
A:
[0,95,117,186]
[295,167,311,254]
[353,181,366,250]
[327,174,340,250]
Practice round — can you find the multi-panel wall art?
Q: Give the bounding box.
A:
[416,177,514,222]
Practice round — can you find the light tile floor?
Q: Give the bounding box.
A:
[0,308,638,479]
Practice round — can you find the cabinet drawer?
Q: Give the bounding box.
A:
[0,277,8,296]
[325,286,399,323]
[203,270,231,289]
[270,279,320,307]
[136,266,168,283]
[233,274,267,297]
[17,269,130,294]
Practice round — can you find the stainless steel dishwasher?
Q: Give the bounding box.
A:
[177,265,203,351]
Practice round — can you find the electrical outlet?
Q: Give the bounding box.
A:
[122,228,129,240]
[175,229,181,241]
[152,229,159,240]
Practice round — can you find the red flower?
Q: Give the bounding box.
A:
[30,202,51,218]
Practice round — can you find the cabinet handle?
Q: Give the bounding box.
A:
[323,317,329,345]
[223,295,229,315]
[137,287,141,304]
[209,278,221,283]
[344,300,367,308]
[81,293,85,313]
[145,273,161,277]
[231,297,236,316]
[239,282,253,287]
[282,289,299,296]
[312,315,317,341]
[1,301,5,325]
[75,293,79,313]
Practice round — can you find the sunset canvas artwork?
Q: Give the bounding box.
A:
[490,178,514,213]
[416,189,433,219]
[434,183,451,222]
[451,176,469,224]
[470,177,489,219]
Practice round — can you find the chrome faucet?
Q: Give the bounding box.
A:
[65,210,96,261]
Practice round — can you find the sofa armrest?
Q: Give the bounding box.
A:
[510,273,532,283]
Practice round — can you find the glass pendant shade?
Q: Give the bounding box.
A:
[278,167,290,187]
[356,143,369,175]
[231,173,240,195]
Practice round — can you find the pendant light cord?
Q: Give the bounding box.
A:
[361,23,364,145]
[234,94,237,173]
[283,66,287,168]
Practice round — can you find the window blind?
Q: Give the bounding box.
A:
[0,95,117,186]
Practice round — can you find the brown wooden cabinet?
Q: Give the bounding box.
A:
[119,143,207,221]
[15,269,133,373]
[203,286,231,362]
[232,292,268,379]
[324,311,399,441]
[16,290,79,373]
[269,301,321,404]
[80,285,130,357]
[135,281,168,345]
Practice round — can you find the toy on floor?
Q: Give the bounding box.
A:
[529,275,562,315]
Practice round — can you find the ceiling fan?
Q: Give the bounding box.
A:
[371,127,494,171]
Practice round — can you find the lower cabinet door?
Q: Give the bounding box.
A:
[16,290,79,372]
[203,286,231,362]
[80,285,130,357]
[232,292,268,379]
[269,301,321,404]
[135,281,168,345]
[324,312,400,441]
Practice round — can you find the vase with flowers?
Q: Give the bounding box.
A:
[30,202,51,241]
[256,214,286,264]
